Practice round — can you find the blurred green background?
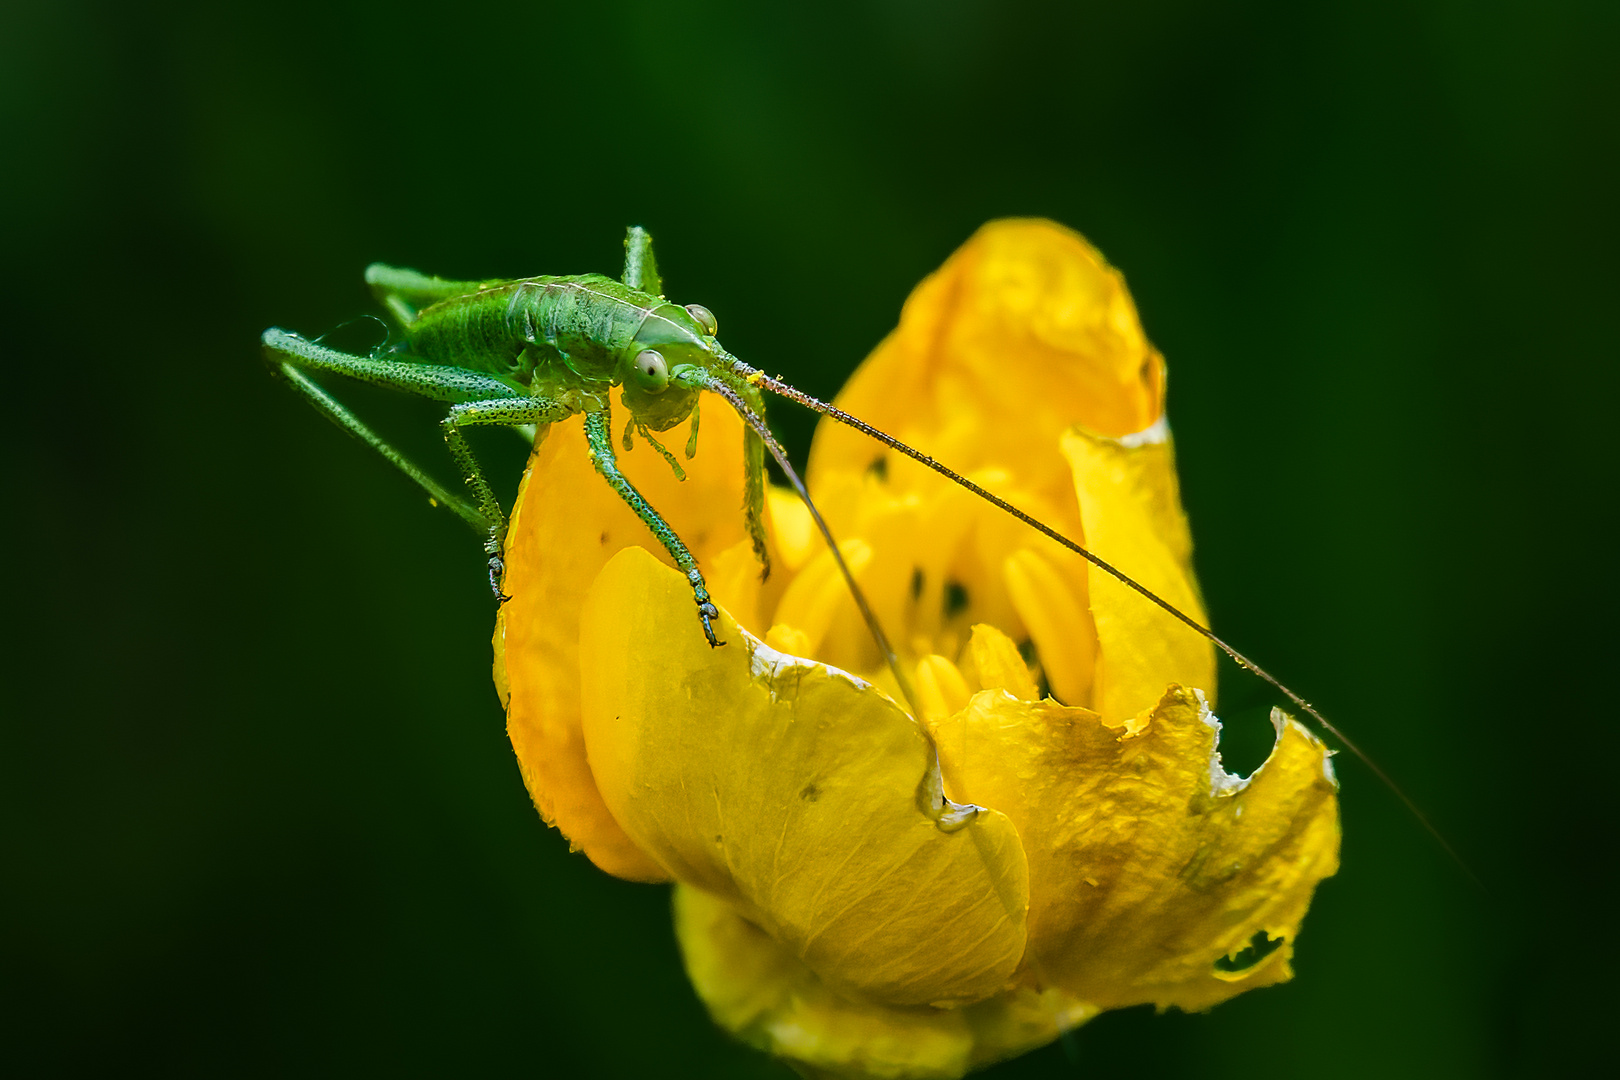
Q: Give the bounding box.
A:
[5,0,1615,1075]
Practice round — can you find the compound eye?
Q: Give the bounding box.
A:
[634,349,670,393]
[684,303,718,337]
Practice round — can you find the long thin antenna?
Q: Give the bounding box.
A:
[735,360,1479,887]
[698,373,920,717]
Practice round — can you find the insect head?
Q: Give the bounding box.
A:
[620,300,722,431]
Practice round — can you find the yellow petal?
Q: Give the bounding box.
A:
[764,622,813,657]
[808,218,1165,507]
[675,884,1098,1080]
[966,624,1038,702]
[1062,423,1216,722]
[495,404,754,882]
[769,538,874,659]
[767,485,817,573]
[705,537,770,634]
[579,547,1030,1007]
[774,464,1087,687]
[772,471,980,679]
[914,655,972,727]
[927,685,1340,1013]
[1002,548,1097,707]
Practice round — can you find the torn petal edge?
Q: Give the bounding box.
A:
[917,750,984,833]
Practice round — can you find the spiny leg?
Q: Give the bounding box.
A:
[582,408,723,647]
[708,361,771,579]
[264,328,522,401]
[621,226,663,295]
[741,425,770,580]
[273,363,484,531]
[263,327,517,528]
[439,396,573,599]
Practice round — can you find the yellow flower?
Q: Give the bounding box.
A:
[493,220,1341,1079]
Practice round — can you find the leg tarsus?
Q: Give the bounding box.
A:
[688,569,725,648]
[489,553,511,604]
[700,606,724,648]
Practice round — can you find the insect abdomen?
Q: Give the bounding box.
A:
[407,284,535,374]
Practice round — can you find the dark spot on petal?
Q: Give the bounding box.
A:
[943,580,969,617]
[714,834,723,844]
[600,532,609,545]
[910,567,924,600]
[866,455,888,481]
[1214,930,1284,974]
[800,783,821,802]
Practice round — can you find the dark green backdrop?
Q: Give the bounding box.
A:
[5,1,1615,1076]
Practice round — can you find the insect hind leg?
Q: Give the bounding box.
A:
[264,327,564,601]
[264,336,486,531]
[621,227,663,295]
[364,264,493,327]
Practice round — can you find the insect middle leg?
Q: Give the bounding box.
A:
[440,396,573,598]
[583,408,724,647]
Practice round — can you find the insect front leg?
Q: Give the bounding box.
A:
[440,397,575,601]
[582,408,724,647]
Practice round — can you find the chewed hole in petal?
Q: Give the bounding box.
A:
[1213,931,1285,976]
[1214,703,1283,778]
